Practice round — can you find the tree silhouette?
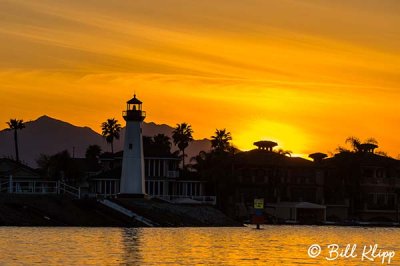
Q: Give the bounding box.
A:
[190,146,238,210]
[190,150,209,173]
[344,136,378,153]
[277,148,292,157]
[172,123,193,169]
[211,129,232,152]
[142,134,173,156]
[153,134,172,155]
[345,137,362,152]
[36,150,83,183]
[85,145,102,161]
[6,119,25,162]
[101,118,121,154]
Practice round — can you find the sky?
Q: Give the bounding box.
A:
[1,0,400,157]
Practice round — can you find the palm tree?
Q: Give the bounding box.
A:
[211,129,232,152]
[345,136,362,152]
[101,118,121,154]
[345,136,378,153]
[172,123,193,169]
[6,119,25,162]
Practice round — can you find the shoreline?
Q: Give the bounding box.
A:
[0,194,397,228]
[0,194,240,227]
[1,223,399,228]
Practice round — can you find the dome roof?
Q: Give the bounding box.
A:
[127,94,142,104]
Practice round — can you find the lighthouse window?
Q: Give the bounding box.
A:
[129,144,132,149]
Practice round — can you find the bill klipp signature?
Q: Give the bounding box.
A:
[308,244,395,264]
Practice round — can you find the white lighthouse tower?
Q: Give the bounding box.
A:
[119,95,146,197]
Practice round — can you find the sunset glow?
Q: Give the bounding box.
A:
[1,0,400,156]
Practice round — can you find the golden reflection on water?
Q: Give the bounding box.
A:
[0,226,399,265]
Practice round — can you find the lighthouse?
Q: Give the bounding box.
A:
[119,95,146,197]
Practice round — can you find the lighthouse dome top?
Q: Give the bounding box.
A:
[127,94,142,104]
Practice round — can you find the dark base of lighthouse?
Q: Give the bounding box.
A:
[117,193,148,199]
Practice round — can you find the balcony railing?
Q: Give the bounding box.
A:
[166,170,179,178]
[122,110,146,120]
[0,180,81,198]
[0,180,58,194]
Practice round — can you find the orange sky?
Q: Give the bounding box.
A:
[1,0,400,157]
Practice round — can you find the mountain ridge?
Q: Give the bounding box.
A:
[0,115,211,167]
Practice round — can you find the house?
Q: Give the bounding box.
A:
[230,145,324,218]
[323,150,400,222]
[0,158,54,193]
[229,139,400,222]
[88,152,214,204]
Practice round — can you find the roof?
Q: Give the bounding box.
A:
[235,149,313,167]
[325,152,400,167]
[127,95,142,104]
[0,158,40,178]
[254,140,278,148]
[309,152,327,160]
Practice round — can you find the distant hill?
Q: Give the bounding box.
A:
[0,115,211,167]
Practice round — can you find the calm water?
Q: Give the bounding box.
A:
[0,226,399,265]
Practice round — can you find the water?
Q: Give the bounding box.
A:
[0,226,398,265]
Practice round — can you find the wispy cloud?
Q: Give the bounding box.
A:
[1,0,400,155]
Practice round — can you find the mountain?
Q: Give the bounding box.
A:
[0,116,211,167]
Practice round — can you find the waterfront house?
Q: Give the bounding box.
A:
[0,158,52,193]
[323,149,400,222]
[229,142,324,219]
[88,151,214,204]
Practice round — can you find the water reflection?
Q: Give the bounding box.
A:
[0,226,399,265]
[121,228,141,264]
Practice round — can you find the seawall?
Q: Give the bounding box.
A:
[0,195,240,227]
